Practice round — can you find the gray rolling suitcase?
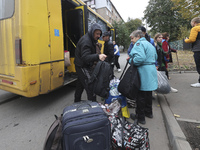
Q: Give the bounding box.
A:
[62,100,111,150]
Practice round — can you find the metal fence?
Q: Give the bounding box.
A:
[169,39,191,50]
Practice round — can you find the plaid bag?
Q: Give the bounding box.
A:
[109,115,150,150]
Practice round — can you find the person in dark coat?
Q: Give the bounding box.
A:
[74,23,107,102]
[154,33,168,74]
[137,26,151,42]
[102,31,115,66]
[102,31,114,77]
[127,42,134,55]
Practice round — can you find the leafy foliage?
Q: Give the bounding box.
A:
[112,21,129,49]
[112,18,143,49]
[171,0,200,20]
[143,0,190,41]
[125,18,143,34]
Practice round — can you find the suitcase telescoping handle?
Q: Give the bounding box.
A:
[77,103,92,110]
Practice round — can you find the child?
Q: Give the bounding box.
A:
[185,17,200,88]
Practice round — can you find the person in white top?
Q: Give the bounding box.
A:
[113,41,121,72]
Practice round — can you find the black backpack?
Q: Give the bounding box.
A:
[43,115,63,150]
[88,61,113,99]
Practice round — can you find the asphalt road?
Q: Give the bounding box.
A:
[0,52,170,150]
[0,84,79,150]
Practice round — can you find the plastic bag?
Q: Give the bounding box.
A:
[109,78,120,96]
[100,100,121,116]
[64,51,71,67]
[105,78,130,118]
[156,71,171,94]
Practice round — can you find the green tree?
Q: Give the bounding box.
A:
[112,18,143,50]
[125,18,143,34]
[143,0,189,41]
[171,0,200,20]
[112,21,129,50]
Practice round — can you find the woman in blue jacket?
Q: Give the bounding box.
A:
[129,30,158,124]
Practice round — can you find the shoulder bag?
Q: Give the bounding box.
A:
[118,59,140,100]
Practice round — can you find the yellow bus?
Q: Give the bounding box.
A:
[0,0,115,97]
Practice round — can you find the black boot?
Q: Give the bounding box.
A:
[138,116,146,124]
[145,113,153,118]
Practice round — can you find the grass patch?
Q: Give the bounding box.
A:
[168,50,196,71]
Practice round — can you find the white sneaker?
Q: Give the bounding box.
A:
[171,87,178,93]
[191,82,200,88]
[117,69,121,72]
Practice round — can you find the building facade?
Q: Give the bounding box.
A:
[82,0,124,24]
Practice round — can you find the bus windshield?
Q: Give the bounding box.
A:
[0,0,15,20]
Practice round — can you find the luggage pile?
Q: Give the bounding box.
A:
[103,99,150,150]
[105,78,130,118]
[62,101,111,150]
[43,99,150,150]
[109,115,150,150]
[43,77,150,150]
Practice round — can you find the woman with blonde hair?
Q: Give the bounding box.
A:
[185,17,200,87]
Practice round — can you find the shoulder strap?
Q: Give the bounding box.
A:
[119,59,133,80]
[90,61,103,82]
[43,115,63,150]
[119,60,128,80]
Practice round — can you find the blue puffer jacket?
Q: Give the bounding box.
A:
[129,37,158,91]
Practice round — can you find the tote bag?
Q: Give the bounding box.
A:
[118,59,140,100]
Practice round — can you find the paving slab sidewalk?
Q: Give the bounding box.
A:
[161,72,200,150]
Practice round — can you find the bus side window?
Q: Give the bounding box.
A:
[0,0,15,20]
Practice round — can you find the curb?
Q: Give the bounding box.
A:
[169,71,197,74]
[157,94,192,150]
[0,94,19,105]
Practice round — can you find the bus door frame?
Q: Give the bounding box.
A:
[64,5,88,73]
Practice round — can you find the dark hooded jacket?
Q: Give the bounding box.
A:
[74,23,102,69]
[104,40,114,64]
[145,33,151,42]
[155,43,166,68]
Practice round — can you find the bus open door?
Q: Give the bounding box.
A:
[61,4,88,85]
